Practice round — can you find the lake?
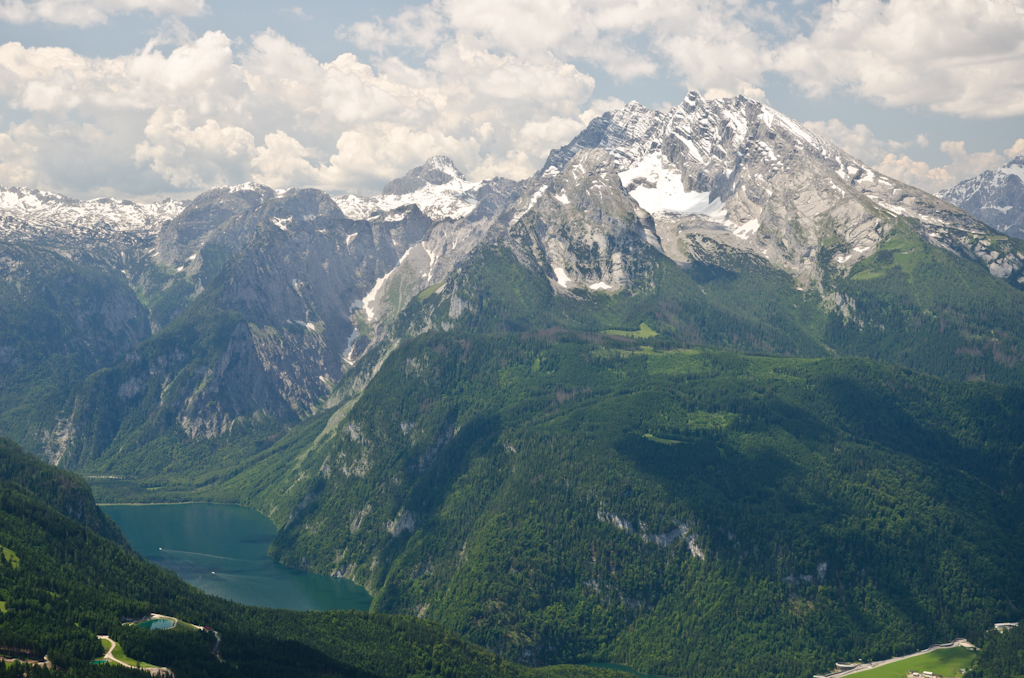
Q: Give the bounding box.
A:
[102,503,372,612]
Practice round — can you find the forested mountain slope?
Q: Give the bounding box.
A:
[1,93,1022,486]
[258,319,1024,676]
[0,437,613,678]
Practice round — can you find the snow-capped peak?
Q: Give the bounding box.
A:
[228,181,269,193]
[541,92,1018,286]
[335,158,482,222]
[420,155,465,180]
[940,155,1024,239]
[382,155,467,196]
[997,155,1024,181]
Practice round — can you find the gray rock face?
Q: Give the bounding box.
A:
[0,241,152,464]
[153,182,275,268]
[353,176,522,331]
[146,187,441,437]
[505,148,659,293]
[0,242,150,373]
[0,167,526,452]
[939,156,1024,238]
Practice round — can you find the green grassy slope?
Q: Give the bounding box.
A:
[826,221,1024,381]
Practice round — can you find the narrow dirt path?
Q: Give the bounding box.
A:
[211,628,223,662]
[97,635,172,676]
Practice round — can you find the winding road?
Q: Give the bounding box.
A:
[97,635,172,676]
[816,639,977,678]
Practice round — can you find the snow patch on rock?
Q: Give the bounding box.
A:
[619,153,711,214]
[553,266,573,288]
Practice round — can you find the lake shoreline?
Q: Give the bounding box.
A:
[97,501,241,507]
[102,502,372,612]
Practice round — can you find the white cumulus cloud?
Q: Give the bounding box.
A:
[3,0,1024,199]
[0,27,601,197]
[133,109,256,188]
[774,0,1024,118]
[801,118,927,166]
[344,0,770,95]
[876,141,1020,194]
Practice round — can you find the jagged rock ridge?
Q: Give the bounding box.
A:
[504,148,660,293]
[939,155,1024,239]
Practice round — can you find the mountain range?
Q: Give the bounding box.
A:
[1,91,1022,677]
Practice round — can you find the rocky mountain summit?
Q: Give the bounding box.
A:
[334,156,487,222]
[540,93,1024,288]
[939,155,1024,239]
[382,155,467,195]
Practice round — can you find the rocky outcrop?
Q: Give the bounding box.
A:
[152,182,275,268]
[505,148,659,293]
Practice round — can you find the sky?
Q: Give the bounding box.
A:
[0,0,1022,202]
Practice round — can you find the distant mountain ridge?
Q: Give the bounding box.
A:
[0,184,183,232]
[939,155,1024,238]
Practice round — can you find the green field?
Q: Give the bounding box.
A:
[110,639,159,669]
[602,322,658,338]
[1,546,19,569]
[417,282,444,301]
[850,647,976,678]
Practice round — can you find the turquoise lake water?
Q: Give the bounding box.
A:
[102,503,372,612]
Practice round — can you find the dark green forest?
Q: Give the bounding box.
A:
[0,437,617,678]
[974,626,1024,678]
